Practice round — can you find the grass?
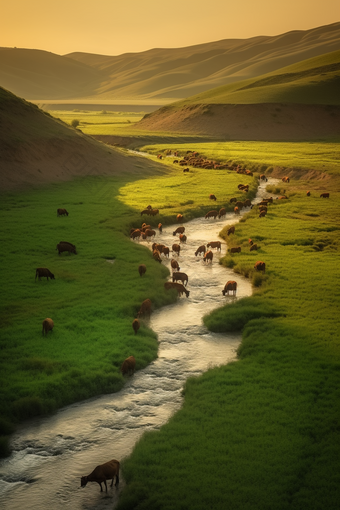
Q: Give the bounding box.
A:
[114,142,340,510]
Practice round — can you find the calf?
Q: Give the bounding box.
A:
[138,264,146,277]
[35,268,55,281]
[57,208,68,216]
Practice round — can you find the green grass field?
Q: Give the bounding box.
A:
[1,106,340,508]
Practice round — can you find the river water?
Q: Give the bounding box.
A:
[0,178,275,510]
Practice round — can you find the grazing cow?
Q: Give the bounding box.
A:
[121,355,136,376]
[179,234,187,243]
[137,298,152,318]
[306,191,311,197]
[222,281,237,296]
[154,244,165,253]
[173,226,185,236]
[171,259,180,271]
[130,229,141,240]
[234,206,239,215]
[195,245,206,256]
[254,261,266,272]
[230,197,237,203]
[207,241,221,251]
[320,193,329,198]
[235,201,244,209]
[56,241,77,255]
[81,460,120,492]
[35,268,55,281]
[177,214,183,222]
[218,208,226,218]
[162,246,170,257]
[230,247,241,253]
[258,205,267,212]
[138,264,146,277]
[259,210,267,218]
[57,208,68,216]
[158,223,163,233]
[282,177,290,183]
[203,250,213,264]
[227,226,235,236]
[132,319,140,335]
[250,243,258,251]
[243,199,251,207]
[140,209,151,216]
[172,244,181,255]
[205,210,218,219]
[238,184,246,190]
[42,318,54,336]
[172,271,189,286]
[209,194,217,201]
[164,281,190,298]
[153,250,162,263]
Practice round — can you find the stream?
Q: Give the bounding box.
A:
[0,178,276,510]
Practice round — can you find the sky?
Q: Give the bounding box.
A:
[2,0,340,56]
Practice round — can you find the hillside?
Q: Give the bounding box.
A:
[0,87,164,192]
[1,22,340,105]
[135,51,340,140]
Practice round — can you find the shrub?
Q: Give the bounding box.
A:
[71,119,80,128]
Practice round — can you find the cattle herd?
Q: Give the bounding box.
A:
[34,165,330,493]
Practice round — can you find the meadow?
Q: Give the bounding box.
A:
[1,110,340,508]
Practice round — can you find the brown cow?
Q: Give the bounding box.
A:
[320,193,330,198]
[173,226,185,236]
[138,264,146,277]
[179,234,187,243]
[205,210,218,219]
[121,356,136,376]
[171,259,180,271]
[230,197,237,203]
[56,241,77,255]
[137,299,152,318]
[306,191,311,197]
[157,154,163,159]
[140,209,151,216]
[282,177,290,183]
[42,318,54,336]
[162,246,170,257]
[130,229,141,240]
[254,261,266,272]
[144,229,156,239]
[172,271,189,286]
[57,208,68,216]
[195,245,206,256]
[234,207,239,215]
[227,226,235,236]
[158,223,163,233]
[164,281,190,298]
[260,174,267,181]
[183,168,189,172]
[172,244,181,256]
[207,241,221,251]
[250,243,258,251]
[81,459,120,492]
[132,319,140,335]
[259,210,267,218]
[177,214,183,222]
[209,194,217,201]
[150,209,159,216]
[222,281,237,296]
[35,268,55,281]
[235,201,244,209]
[218,208,226,218]
[230,247,241,253]
[153,250,162,263]
[203,250,213,264]
[243,199,252,207]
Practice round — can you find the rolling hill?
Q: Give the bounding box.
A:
[0,22,339,105]
[134,50,340,140]
[0,87,164,192]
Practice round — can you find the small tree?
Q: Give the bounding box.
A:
[71,119,80,128]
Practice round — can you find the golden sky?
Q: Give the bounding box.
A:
[2,0,340,56]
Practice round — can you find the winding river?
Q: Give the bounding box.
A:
[0,178,275,510]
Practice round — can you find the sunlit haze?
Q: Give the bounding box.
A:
[2,0,340,56]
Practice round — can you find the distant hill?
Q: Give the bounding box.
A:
[135,51,340,140]
[0,22,339,104]
[0,87,164,192]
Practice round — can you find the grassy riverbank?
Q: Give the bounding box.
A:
[116,145,340,509]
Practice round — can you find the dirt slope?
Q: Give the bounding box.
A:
[136,103,340,141]
[0,87,164,192]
